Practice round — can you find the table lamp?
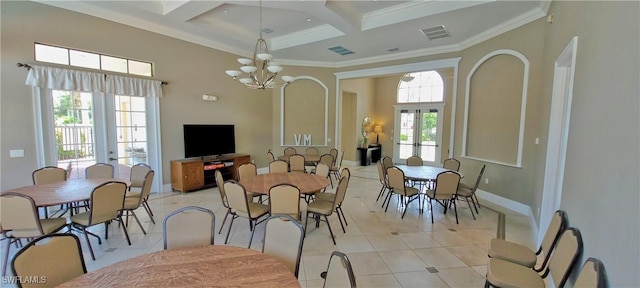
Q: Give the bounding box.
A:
[374,125,383,143]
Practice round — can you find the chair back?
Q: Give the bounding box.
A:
[574,258,607,288]
[284,147,297,156]
[382,156,393,170]
[214,170,230,208]
[237,163,257,181]
[269,184,301,220]
[470,165,486,191]
[305,147,319,155]
[289,154,306,173]
[434,171,461,199]
[442,158,461,171]
[89,181,128,225]
[406,156,423,166]
[376,161,387,186]
[129,163,152,189]
[85,163,114,179]
[224,181,252,218]
[323,251,356,288]
[12,234,87,288]
[269,160,289,173]
[386,166,408,195]
[547,228,583,288]
[32,166,66,185]
[333,173,350,208]
[163,206,215,250]
[315,163,330,178]
[138,170,155,201]
[335,151,344,167]
[340,167,351,181]
[319,154,334,168]
[539,210,568,269]
[262,215,305,277]
[329,148,339,165]
[267,151,275,162]
[0,193,44,236]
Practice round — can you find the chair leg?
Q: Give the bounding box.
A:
[336,210,346,233]
[225,215,237,244]
[401,196,410,219]
[82,227,96,261]
[248,219,256,249]
[142,202,155,224]
[466,197,476,220]
[430,199,434,223]
[338,206,348,226]
[131,210,147,234]
[376,186,386,202]
[452,199,459,224]
[118,216,132,245]
[218,209,231,234]
[304,212,310,238]
[473,194,481,211]
[324,215,336,245]
[144,198,155,216]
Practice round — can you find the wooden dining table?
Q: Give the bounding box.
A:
[241,172,329,195]
[58,245,300,287]
[0,178,129,207]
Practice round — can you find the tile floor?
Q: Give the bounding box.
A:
[1,163,534,287]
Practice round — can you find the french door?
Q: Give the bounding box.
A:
[393,104,444,166]
[39,89,160,191]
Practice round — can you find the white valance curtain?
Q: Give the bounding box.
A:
[25,65,163,97]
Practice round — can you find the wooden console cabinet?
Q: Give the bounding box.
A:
[170,154,251,193]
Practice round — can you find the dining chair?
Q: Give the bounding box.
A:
[70,181,131,260]
[384,166,421,219]
[267,150,275,162]
[262,215,305,278]
[485,228,583,288]
[269,160,289,173]
[314,168,350,233]
[1,193,68,275]
[32,166,67,218]
[406,156,423,166]
[305,173,349,245]
[316,154,335,186]
[289,154,306,173]
[329,150,344,182]
[456,164,486,214]
[284,147,297,157]
[323,251,357,288]
[237,162,261,202]
[268,184,301,220]
[573,257,607,288]
[162,206,215,250]
[305,147,319,155]
[442,158,461,171]
[328,148,339,165]
[85,163,114,179]
[223,180,270,248]
[127,163,154,219]
[382,156,394,172]
[423,170,461,223]
[376,161,391,202]
[214,170,232,234]
[122,170,155,234]
[11,234,87,288]
[489,210,567,271]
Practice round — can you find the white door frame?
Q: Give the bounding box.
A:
[539,37,578,245]
[392,103,444,166]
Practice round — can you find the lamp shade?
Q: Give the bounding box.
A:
[374,125,383,133]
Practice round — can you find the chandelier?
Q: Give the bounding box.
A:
[225,0,291,89]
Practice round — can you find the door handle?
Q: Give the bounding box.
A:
[109,157,117,161]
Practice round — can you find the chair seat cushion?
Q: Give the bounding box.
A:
[123,197,141,209]
[425,189,454,200]
[247,202,270,218]
[125,191,141,198]
[458,183,473,190]
[488,238,537,267]
[486,258,544,288]
[315,193,335,202]
[11,217,66,238]
[405,186,419,197]
[456,187,474,197]
[70,211,92,226]
[307,199,334,214]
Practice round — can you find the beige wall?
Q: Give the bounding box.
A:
[2,1,638,285]
[340,78,375,162]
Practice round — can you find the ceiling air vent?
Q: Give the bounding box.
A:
[328,46,355,56]
[421,25,451,41]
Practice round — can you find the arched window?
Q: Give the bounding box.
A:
[397,71,444,103]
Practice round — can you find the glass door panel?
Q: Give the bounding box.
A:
[398,110,416,160]
[112,95,148,179]
[394,104,443,166]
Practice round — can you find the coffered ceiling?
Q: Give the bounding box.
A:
[37,0,550,67]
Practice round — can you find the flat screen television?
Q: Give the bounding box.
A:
[183,124,235,158]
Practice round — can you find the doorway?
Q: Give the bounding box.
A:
[393,104,444,166]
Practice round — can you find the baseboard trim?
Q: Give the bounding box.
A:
[475,189,539,245]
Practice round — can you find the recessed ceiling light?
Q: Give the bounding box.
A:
[305,18,312,22]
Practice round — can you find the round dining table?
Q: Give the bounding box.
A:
[58,245,301,287]
[241,172,329,195]
[394,164,463,181]
[0,178,129,207]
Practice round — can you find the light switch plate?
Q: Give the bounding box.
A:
[10,149,24,158]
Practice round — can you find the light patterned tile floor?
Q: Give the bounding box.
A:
[1,163,534,287]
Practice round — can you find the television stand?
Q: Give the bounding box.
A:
[170,154,251,193]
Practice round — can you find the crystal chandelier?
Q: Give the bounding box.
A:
[225,0,291,89]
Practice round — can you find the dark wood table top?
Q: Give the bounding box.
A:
[394,165,463,181]
[58,245,300,288]
[241,172,329,195]
[277,154,321,163]
[1,178,128,207]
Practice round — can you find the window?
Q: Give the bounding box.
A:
[397,71,444,103]
[35,43,153,77]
